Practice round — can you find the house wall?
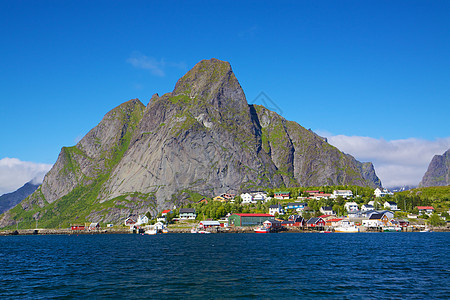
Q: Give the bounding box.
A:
[228,215,274,226]
[180,213,196,220]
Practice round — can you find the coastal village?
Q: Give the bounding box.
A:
[68,187,449,235]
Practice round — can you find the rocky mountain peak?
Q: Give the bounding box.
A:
[419,148,450,187]
[172,58,247,111]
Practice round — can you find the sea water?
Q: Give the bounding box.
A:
[0,232,449,299]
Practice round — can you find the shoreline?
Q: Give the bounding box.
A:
[1,226,449,236]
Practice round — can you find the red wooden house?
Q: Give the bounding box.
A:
[306,217,325,228]
[288,215,306,227]
[71,225,85,231]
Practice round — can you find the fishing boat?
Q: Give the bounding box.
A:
[383,226,402,232]
[191,227,211,234]
[254,226,270,233]
[144,227,157,235]
[145,222,168,235]
[334,220,359,233]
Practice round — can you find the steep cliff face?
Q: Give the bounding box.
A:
[251,105,380,188]
[39,99,145,204]
[99,59,284,204]
[0,58,381,228]
[419,149,450,187]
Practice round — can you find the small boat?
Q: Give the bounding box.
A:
[420,227,432,232]
[145,228,157,235]
[335,220,359,233]
[254,226,270,233]
[383,226,402,232]
[145,222,168,235]
[191,227,211,234]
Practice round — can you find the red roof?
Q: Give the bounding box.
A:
[234,213,274,217]
[328,218,343,222]
[416,206,434,210]
[162,209,171,214]
[319,215,330,218]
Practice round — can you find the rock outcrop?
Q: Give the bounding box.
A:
[419,149,450,187]
[0,58,381,227]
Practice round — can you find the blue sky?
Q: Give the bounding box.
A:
[1,0,449,193]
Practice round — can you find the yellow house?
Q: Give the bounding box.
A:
[213,196,226,202]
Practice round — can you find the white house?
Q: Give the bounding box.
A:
[136,215,149,225]
[361,204,374,212]
[199,220,221,228]
[374,188,394,198]
[416,206,434,215]
[240,193,255,204]
[269,204,285,215]
[384,201,399,211]
[381,210,394,219]
[332,190,353,198]
[320,206,335,215]
[362,218,382,227]
[157,216,167,223]
[312,193,332,200]
[179,208,197,220]
[344,202,359,212]
[252,192,268,202]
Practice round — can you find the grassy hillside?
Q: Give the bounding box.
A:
[396,186,450,199]
[394,186,450,212]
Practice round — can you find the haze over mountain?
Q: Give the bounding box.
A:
[0,181,40,214]
[0,59,381,228]
[419,149,450,187]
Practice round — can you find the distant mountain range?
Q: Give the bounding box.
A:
[388,185,417,192]
[0,58,382,228]
[0,181,40,214]
[419,148,450,187]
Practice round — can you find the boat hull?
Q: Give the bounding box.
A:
[254,227,270,233]
[383,227,401,232]
[334,228,359,233]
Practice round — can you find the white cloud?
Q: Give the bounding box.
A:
[318,134,450,188]
[0,158,52,196]
[126,52,186,77]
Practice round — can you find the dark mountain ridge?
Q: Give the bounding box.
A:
[419,148,450,187]
[0,181,40,214]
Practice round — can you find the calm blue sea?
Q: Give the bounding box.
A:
[0,232,449,299]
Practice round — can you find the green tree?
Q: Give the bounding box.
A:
[429,213,445,226]
[308,199,318,211]
[335,196,345,206]
[332,204,343,216]
[302,211,312,220]
[166,212,175,224]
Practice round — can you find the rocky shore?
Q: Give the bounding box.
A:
[1,225,449,236]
